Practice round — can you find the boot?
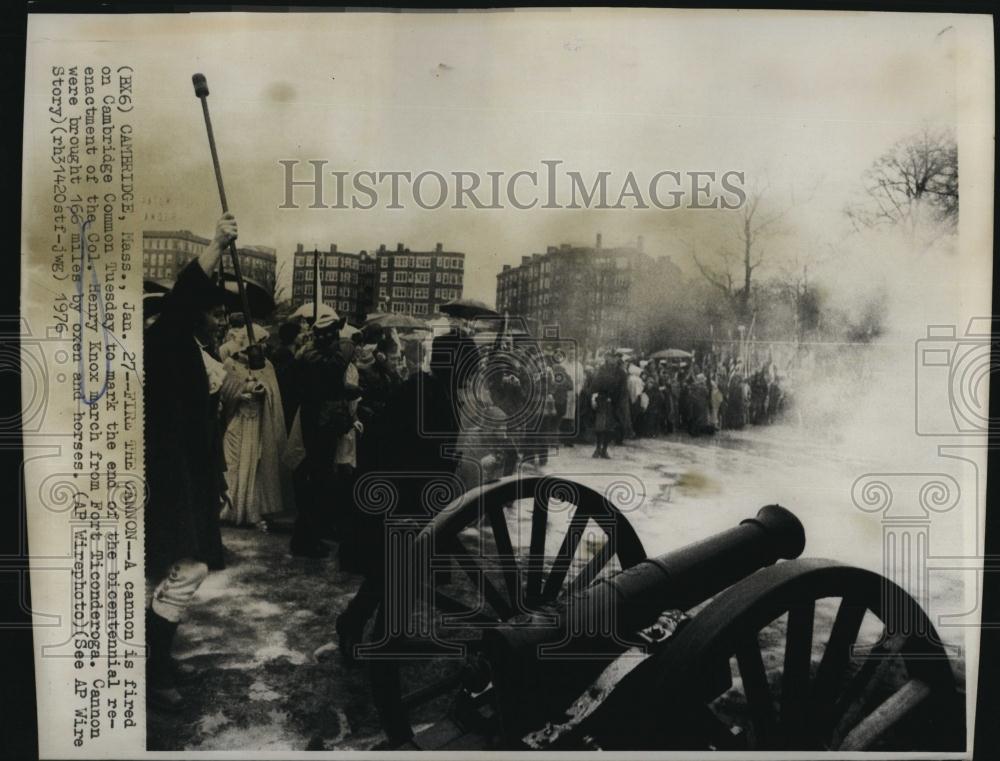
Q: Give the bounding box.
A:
[147,608,184,711]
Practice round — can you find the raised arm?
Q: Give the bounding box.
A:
[197,213,238,276]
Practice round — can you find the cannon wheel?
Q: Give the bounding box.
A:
[369,475,646,747]
[596,558,962,751]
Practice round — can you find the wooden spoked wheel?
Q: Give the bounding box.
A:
[593,558,962,751]
[368,475,646,748]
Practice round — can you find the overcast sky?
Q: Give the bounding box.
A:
[25,9,987,303]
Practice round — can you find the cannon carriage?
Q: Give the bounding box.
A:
[359,475,963,752]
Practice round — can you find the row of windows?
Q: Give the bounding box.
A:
[499,256,629,283]
[294,254,360,270]
[389,286,434,299]
[378,286,460,302]
[322,285,356,298]
[387,255,462,270]
[292,253,462,270]
[143,266,176,279]
[384,270,464,286]
[146,238,207,253]
[144,252,180,266]
[295,270,358,283]
[499,273,631,292]
[389,302,430,315]
[390,271,444,284]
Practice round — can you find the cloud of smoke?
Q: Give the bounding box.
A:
[787,217,971,465]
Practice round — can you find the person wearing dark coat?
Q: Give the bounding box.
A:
[726,369,747,429]
[271,320,302,433]
[335,331,472,683]
[589,352,627,458]
[144,213,237,711]
[640,376,665,437]
[548,355,574,447]
[290,313,358,557]
[687,373,712,436]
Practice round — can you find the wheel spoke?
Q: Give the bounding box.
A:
[810,597,867,739]
[735,636,777,747]
[441,536,514,620]
[565,537,613,596]
[780,600,815,747]
[485,501,521,607]
[541,505,590,602]
[525,495,549,605]
[838,679,932,751]
[829,630,907,746]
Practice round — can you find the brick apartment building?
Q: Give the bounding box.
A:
[291,242,464,324]
[495,234,681,350]
[142,230,277,293]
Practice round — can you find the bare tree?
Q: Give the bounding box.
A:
[845,127,958,232]
[688,182,794,322]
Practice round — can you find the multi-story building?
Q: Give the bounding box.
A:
[373,243,465,316]
[142,230,277,293]
[291,244,362,321]
[291,242,465,323]
[495,234,681,351]
[142,230,210,281]
[236,245,278,294]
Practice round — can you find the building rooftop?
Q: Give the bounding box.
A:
[143,229,211,243]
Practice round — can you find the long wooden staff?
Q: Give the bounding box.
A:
[192,73,264,370]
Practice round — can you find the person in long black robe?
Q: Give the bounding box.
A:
[144,214,236,710]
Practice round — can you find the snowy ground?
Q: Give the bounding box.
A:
[148,423,975,751]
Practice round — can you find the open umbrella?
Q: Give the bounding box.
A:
[650,348,693,361]
[220,273,275,319]
[438,298,500,320]
[364,312,429,331]
[292,302,339,321]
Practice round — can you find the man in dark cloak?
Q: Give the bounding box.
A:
[144,213,237,710]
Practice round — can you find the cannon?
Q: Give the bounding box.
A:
[362,475,963,752]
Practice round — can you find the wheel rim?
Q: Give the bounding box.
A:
[368,475,646,746]
[594,558,961,751]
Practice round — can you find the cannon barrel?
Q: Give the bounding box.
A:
[594,503,805,633]
[482,505,805,739]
